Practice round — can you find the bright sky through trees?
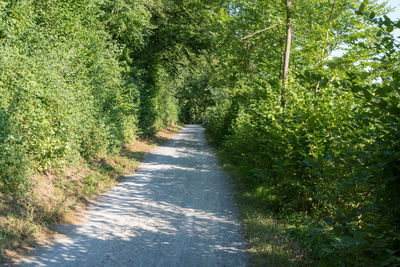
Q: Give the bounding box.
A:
[384,0,400,38]
[385,0,400,19]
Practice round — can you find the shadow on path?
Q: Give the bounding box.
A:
[17,125,248,267]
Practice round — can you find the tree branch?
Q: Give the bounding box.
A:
[240,23,283,41]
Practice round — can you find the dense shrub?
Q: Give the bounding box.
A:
[0,0,183,194]
[204,1,400,264]
[0,107,27,195]
[0,0,206,195]
[207,74,400,264]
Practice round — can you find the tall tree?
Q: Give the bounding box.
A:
[281,0,292,106]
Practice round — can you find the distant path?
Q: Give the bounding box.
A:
[17,125,248,266]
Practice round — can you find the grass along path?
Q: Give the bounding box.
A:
[205,130,307,266]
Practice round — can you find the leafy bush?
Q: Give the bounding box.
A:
[0,108,27,195]
[204,1,400,264]
[0,0,138,192]
[0,0,189,195]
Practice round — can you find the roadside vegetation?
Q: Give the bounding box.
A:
[1,0,399,265]
[206,131,306,266]
[204,1,400,266]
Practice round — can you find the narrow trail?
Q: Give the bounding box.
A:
[17,125,248,266]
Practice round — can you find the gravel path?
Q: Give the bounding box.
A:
[17,125,248,267]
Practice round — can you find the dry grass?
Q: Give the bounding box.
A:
[0,125,182,263]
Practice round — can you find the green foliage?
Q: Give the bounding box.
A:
[0,0,210,193]
[131,0,213,134]
[0,107,27,195]
[204,0,400,265]
[0,0,142,193]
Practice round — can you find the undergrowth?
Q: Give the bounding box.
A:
[205,130,308,266]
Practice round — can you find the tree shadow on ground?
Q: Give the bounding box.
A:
[17,125,248,266]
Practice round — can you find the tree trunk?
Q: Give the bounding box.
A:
[281,0,293,107]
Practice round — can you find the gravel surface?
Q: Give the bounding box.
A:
[16,125,248,267]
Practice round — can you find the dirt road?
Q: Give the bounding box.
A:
[17,125,248,266]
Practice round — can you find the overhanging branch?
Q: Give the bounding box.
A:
[240,23,283,41]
